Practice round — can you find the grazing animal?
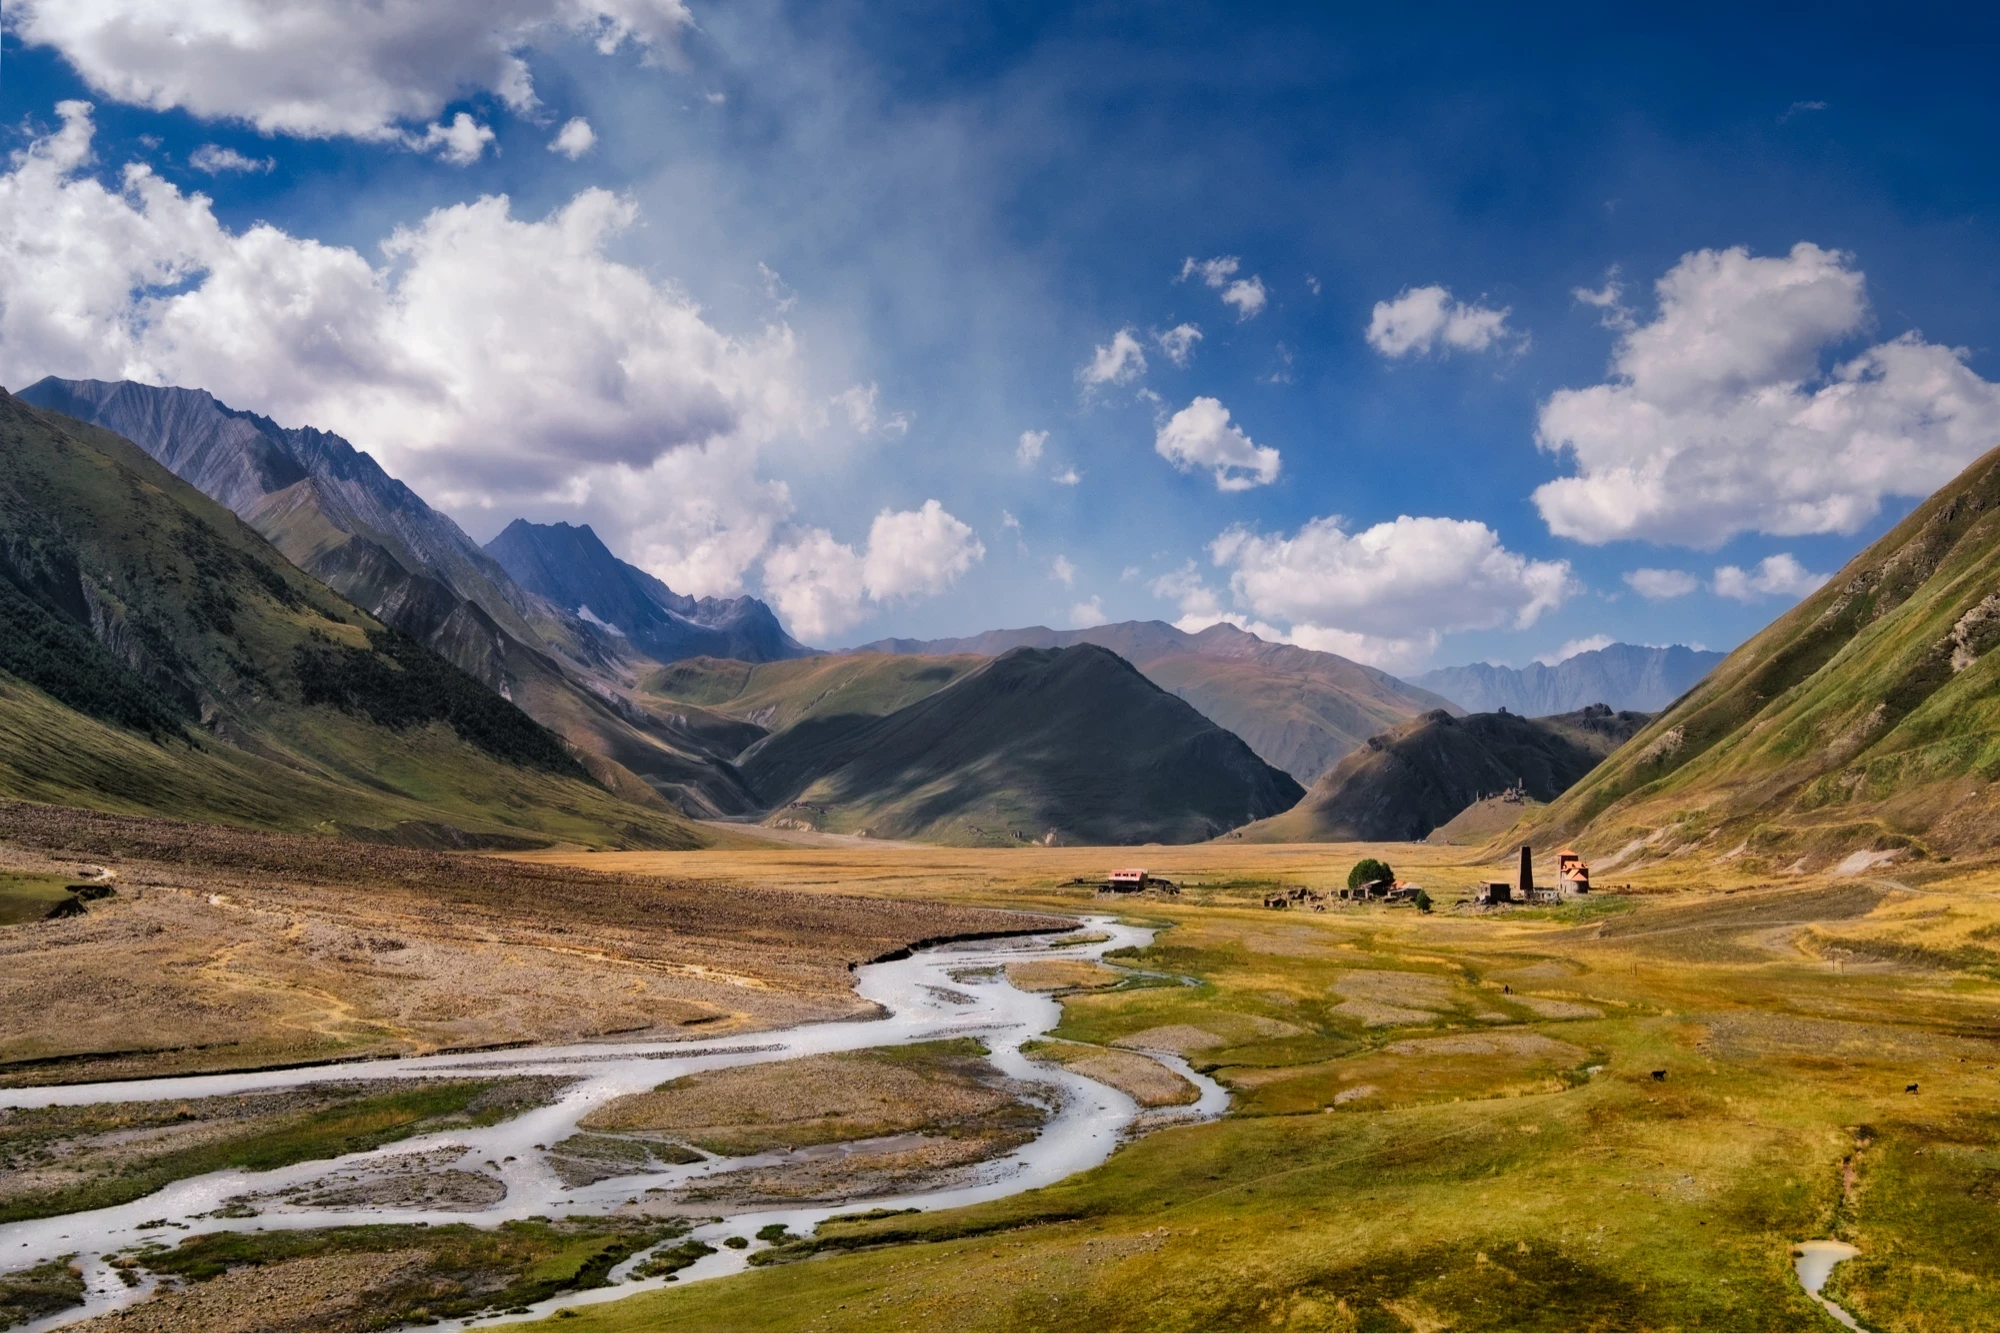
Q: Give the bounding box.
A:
[1651,1070,1667,1082]
[1906,1083,1919,1093]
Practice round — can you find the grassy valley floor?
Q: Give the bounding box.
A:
[7,824,2000,1330]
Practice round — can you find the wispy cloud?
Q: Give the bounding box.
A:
[189,144,274,174]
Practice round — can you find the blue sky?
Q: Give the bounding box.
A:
[4,3,1999,671]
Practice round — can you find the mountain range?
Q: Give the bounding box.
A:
[1240,703,1650,844]
[856,620,1456,784]
[1412,643,1724,716]
[0,388,699,849]
[3,382,1316,847]
[1533,437,2000,869]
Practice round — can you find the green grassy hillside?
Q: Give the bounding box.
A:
[642,653,985,737]
[1533,440,2000,871]
[0,391,698,849]
[736,645,1304,845]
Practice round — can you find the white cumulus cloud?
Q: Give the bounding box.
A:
[1016,429,1047,464]
[1051,466,1081,486]
[1205,515,1575,671]
[1221,276,1268,321]
[1624,568,1700,600]
[548,116,596,159]
[1178,256,1238,287]
[405,112,494,165]
[1534,242,2000,548]
[1079,327,1146,389]
[1051,555,1076,587]
[1365,284,1519,357]
[1713,553,1828,602]
[0,100,819,601]
[760,529,865,643]
[1155,323,1201,368]
[10,0,691,143]
[863,501,983,601]
[761,500,984,640]
[1154,397,1280,492]
[1178,255,1267,321]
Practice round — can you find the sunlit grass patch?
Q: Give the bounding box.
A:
[579,1039,1040,1158]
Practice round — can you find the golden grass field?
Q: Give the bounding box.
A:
[492,834,2000,1333]
[0,802,1064,1086]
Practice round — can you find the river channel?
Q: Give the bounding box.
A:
[1,915,1226,1330]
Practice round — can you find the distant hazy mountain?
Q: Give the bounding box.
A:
[853,620,1454,784]
[485,519,810,664]
[1241,704,1649,843]
[15,378,768,818]
[0,389,697,849]
[737,644,1303,844]
[1413,643,1724,716]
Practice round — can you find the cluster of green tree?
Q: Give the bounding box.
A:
[1347,857,1395,888]
[293,627,581,775]
[1347,857,1429,911]
[0,561,186,739]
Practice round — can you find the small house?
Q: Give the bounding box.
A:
[1105,868,1149,892]
[1557,848,1591,894]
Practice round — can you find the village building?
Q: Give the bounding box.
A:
[1489,843,1588,906]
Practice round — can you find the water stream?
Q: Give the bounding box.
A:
[1793,1240,1861,1332]
[0,916,1224,1330]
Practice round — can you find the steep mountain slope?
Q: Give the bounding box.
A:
[737,645,1304,845]
[1532,441,2000,867]
[1240,704,1648,843]
[486,519,810,663]
[16,378,761,817]
[1413,643,1724,715]
[854,620,1454,783]
[0,390,698,848]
